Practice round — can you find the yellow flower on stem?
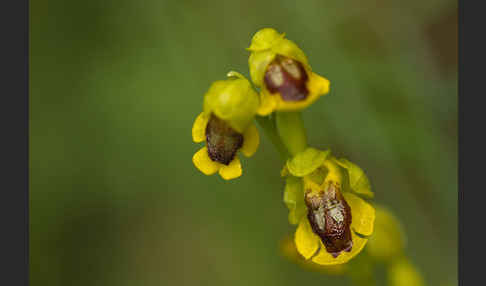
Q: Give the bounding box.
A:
[192,72,260,180]
[282,148,375,265]
[247,28,330,115]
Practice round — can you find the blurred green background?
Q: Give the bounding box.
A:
[30,0,457,285]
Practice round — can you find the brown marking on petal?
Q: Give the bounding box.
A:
[205,114,243,165]
[264,55,309,102]
[305,182,353,258]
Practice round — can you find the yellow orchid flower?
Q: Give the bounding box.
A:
[192,72,260,180]
[282,148,375,265]
[247,28,330,115]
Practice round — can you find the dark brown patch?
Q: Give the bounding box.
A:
[305,183,353,258]
[264,55,309,102]
[205,114,243,165]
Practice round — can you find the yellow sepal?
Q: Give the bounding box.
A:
[287,148,331,177]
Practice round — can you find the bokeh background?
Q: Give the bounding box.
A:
[30,0,457,285]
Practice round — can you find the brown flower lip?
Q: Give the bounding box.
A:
[264,55,309,102]
[205,114,243,165]
[305,182,353,258]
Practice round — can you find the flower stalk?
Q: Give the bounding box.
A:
[255,115,290,160]
[275,111,308,156]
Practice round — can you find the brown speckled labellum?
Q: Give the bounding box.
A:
[264,55,309,102]
[205,114,243,165]
[305,182,353,258]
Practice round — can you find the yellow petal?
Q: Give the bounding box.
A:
[241,123,260,157]
[294,218,320,259]
[192,147,221,175]
[257,90,277,116]
[192,112,209,143]
[343,192,375,237]
[218,156,242,180]
[307,72,330,97]
[311,232,368,266]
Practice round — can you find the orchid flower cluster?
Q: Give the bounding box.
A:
[192,28,375,266]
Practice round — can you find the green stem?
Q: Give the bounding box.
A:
[275,111,308,156]
[255,115,290,160]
